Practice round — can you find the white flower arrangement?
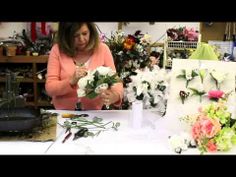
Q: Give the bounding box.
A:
[124,67,170,113]
[77,66,120,99]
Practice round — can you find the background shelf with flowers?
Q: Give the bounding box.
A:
[164,27,201,69]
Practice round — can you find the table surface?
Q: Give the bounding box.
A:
[1,109,236,155]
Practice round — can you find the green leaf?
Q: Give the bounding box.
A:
[115,122,121,128]
[93,116,103,123]
[86,92,98,99]
[87,131,95,137]
[188,87,199,95]
[231,135,236,145]
[176,75,185,79]
[192,70,199,77]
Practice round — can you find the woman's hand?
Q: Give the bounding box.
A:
[70,65,88,86]
[99,89,120,106]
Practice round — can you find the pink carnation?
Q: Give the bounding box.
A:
[208,90,224,100]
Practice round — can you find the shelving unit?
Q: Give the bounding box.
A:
[0,55,52,109]
[163,35,201,69]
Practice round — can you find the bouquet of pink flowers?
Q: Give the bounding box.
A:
[190,100,236,153]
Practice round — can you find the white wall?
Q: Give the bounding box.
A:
[0,22,27,38]
[0,22,200,43]
[95,22,118,38]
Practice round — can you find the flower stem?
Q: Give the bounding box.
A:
[186,80,189,88]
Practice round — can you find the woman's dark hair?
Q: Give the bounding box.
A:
[57,22,99,57]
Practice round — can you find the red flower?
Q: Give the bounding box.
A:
[123,36,135,50]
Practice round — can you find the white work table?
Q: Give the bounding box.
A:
[1,110,236,155]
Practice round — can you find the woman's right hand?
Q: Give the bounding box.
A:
[70,65,88,86]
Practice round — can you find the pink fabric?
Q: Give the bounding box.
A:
[45,43,123,110]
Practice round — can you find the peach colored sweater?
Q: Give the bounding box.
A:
[45,43,123,110]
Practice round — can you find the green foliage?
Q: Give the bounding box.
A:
[60,115,120,142]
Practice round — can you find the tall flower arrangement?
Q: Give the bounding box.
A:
[105,30,152,87]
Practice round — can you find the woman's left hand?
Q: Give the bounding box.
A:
[100,89,120,106]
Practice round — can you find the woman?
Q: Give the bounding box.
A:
[45,22,123,110]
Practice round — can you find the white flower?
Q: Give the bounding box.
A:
[95,83,109,93]
[77,89,86,97]
[210,69,226,84]
[134,44,144,53]
[185,69,192,80]
[140,34,152,45]
[117,51,123,55]
[168,134,188,154]
[78,76,89,89]
[96,66,114,76]
[127,92,136,102]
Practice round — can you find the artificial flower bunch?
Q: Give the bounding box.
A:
[167,27,199,41]
[59,114,120,143]
[181,100,236,154]
[176,69,199,88]
[124,67,170,113]
[77,66,120,99]
[105,30,152,87]
[210,69,227,90]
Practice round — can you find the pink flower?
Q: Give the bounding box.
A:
[208,90,224,100]
[99,33,106,43]
[206,140,217,152]
[149,56,159,66]
[201,118,221,138]
[192,117,221,141]
[183,28,199,41]
[192,121,201,139]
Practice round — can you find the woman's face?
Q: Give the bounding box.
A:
[74,24,90,51]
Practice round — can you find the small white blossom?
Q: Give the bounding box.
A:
[168,134,188,154]
[96,66,114,76]
[95,83,109,93]
[185,69,192,80]
[77,89,86,97]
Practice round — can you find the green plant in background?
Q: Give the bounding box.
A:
[16,29,54,55]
